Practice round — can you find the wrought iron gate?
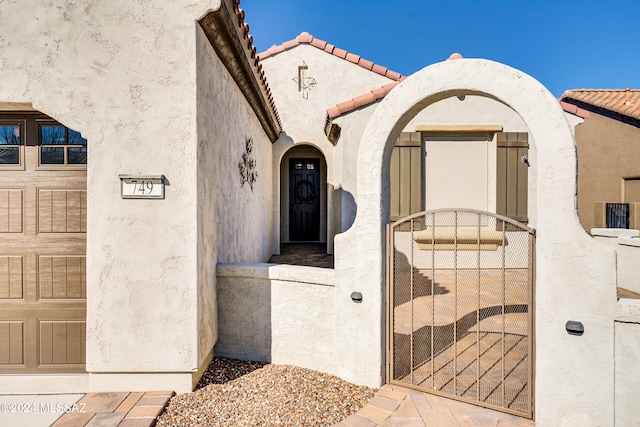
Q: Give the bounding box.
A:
[386,209,535,418]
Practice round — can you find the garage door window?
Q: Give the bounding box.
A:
[0,122,22,165]
[40,125,87,165]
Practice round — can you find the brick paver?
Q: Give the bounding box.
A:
[53,391,173,427]
[332,385,535,427]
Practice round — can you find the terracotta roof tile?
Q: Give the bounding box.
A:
[326,80,588,125]
[282,39,298,50]
[385,69,402,81]
[310,38,327,50]
[353,92,377,108]
[561,89,640,122]
[332,47,348,59]
[358,58,374,71]
[326,106,341,118]
[219,0,282,134]
[258,32,404,82]
[296,32,313,43]
[371,64,388,76]
[324,43,335,54]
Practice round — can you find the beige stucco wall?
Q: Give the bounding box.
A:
[0,0,265,392]
[216,263,336,374]
[195,22,275,379]
[614,321,640,427]
[261,44,396,252]
[332,59,617,426]
[334,95,537,234]
[575,112,640,232]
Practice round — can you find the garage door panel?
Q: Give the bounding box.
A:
[0,321,24,365]
[38,189,87,233]
[0,189,23,233]
[38,255,86,300]
[0,122,86,374]
[39,321,86,366]
[0,256,23,299]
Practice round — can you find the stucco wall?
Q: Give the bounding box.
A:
[614,321,640,427]
[575,112,640,232]
[334,95,536,234]
[0,0,243,391]
[195,23,275,375]
[216,263,336,374]
[261,44,396,251]
[332,59,617,426]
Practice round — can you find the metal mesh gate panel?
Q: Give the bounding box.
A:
[387,209,534,418]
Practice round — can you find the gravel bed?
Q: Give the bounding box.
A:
[156,357,377,427]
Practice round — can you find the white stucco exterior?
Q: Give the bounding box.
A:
[0,0,277,393]
[331,59,618,426]
[1,2,638,424]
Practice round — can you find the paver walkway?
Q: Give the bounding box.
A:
[268,243,334,268]
[333,384,534,427]
[52,391,173,427]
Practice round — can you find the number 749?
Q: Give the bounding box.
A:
[130,180,154,194]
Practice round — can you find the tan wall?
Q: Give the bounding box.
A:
[575,112,640,231]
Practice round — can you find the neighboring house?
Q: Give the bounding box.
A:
[0,1,638,426]
[561,89,640,232]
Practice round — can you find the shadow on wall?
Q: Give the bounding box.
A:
[214,279,272,363]
[331,184,356,234]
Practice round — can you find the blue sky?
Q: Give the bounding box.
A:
[242,0,639,97]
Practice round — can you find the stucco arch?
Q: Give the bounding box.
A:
[275,141,331,248]
[332,59,616,426]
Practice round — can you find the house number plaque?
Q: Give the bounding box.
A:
[119,175,165,199]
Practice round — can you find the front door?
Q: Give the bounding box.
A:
[289,158,320,241]
[0,113,87,374]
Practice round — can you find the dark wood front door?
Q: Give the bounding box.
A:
[289,158,320,241]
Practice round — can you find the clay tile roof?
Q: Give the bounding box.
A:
[232,1,281,132]
[561,89,640,122]
[326,80,402,120]
[325,80,586,123]
[258,32,404,82]
[559,100,590,119]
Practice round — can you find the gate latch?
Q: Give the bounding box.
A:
[565,320,584,336]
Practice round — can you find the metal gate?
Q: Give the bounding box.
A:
[386,209,534,418]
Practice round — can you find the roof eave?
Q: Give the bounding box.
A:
[199,0,282,142]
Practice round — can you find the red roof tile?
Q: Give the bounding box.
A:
[326,81,402,119]
[325,82,589,123]
[559,100,590,119]
[561,89,640,121]
[258,32,404,82]
[228,0,282,133]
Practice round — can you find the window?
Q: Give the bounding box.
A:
[40,124,87,165]
[0,122,22,165]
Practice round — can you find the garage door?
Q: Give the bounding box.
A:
[0,113,87,373]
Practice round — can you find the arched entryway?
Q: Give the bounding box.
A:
[279,145,327,243]
[332,59,615,426]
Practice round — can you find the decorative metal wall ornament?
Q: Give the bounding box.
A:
[239,137,258,191]
[292,61,316,100]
